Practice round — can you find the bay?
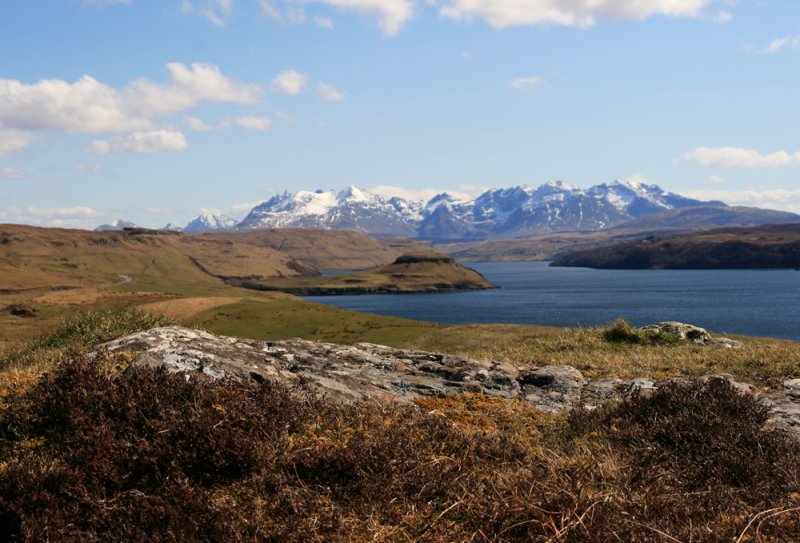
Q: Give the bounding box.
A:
[304,262,800,341]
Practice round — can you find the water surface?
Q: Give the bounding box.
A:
[304,262,800,340]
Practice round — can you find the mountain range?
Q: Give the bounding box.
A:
[234,180,797,240]
[97,181,799,240]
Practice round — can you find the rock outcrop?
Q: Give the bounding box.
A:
[99,326,799,432]
[640,321,744,348]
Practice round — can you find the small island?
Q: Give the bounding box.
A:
[232,251,494,295]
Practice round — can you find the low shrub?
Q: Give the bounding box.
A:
[0,354,798,541]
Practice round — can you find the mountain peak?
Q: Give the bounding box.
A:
[95,219,136,232]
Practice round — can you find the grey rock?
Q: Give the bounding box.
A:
[639,321,743,349]
[98,326,800,434]
[639,321,712,343]
[519,365,586,412]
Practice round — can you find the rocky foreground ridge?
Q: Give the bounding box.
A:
[99,324,800,434]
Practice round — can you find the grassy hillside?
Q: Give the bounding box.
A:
[0,224,309,293]
[236,252,494,294]
[552,223,800,269]
[203,228,431,271]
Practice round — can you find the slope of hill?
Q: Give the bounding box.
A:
[0,224,312,293]
[551,223,800,269]
[611,205,800,230]
[235,252,493,294]
[203,228,430,271]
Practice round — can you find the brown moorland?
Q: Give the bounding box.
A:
[551,222,800,269]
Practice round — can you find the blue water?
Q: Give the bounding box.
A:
[304,262,800,341]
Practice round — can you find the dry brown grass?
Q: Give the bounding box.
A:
[411,324,800,387]
[0,355,797,542]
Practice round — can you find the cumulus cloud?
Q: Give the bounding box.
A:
[235,115,273,131]
[507,75,545,91]
[765,34,800,53]
[0,63,263,135]
[0,129,34,157]
[87,130,189,155]
[439,0,715,29]
[317,82,346,102]
[271,70,308,95]
[680,188,800,214]
[184,115,216,131]
[1,167,26,180]
[0,205,104,229]
[680,147,800,168]
[318,0,414,36]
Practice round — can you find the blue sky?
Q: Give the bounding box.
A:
[1,0,799,228]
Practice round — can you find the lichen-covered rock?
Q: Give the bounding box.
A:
[639,321,743,348]
[640,321,712,343]
[520,365,586,411]
[97,326,799,434]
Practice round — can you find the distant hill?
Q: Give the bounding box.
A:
[612,205,800,230]
[550,223,800,269]
[202,228,430,271]
[0,225,314,293]
[234,252,493,295]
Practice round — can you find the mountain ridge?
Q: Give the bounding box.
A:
[235,180,740,240]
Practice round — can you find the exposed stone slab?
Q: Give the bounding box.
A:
[98,326,799,433]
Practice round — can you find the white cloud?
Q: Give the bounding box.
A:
[1,167,26,180]
[0,63,263,135]
[0,129,34,157]
[236,115,273,131]
[0,205,104,229]
[507,75,545,91]
[315,16,334,29]
[439,0,715,29]
[271,70,308,95]
[765,34,800,53]
[318,0,414,36]
[317,82,346,102]
[680,147,800,168]
[708,175,726,185]
[88,130,189,155]
[184,115,216,131]
[679,188,800,214]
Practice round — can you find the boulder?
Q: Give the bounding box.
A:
[639,321,743,348]
[639,321,712,343]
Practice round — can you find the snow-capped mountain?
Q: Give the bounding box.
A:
[95,219,137,232]
[164,214,237,232]
[235,180,720,240]
[238,186,417,236]
[184,214,237,232]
